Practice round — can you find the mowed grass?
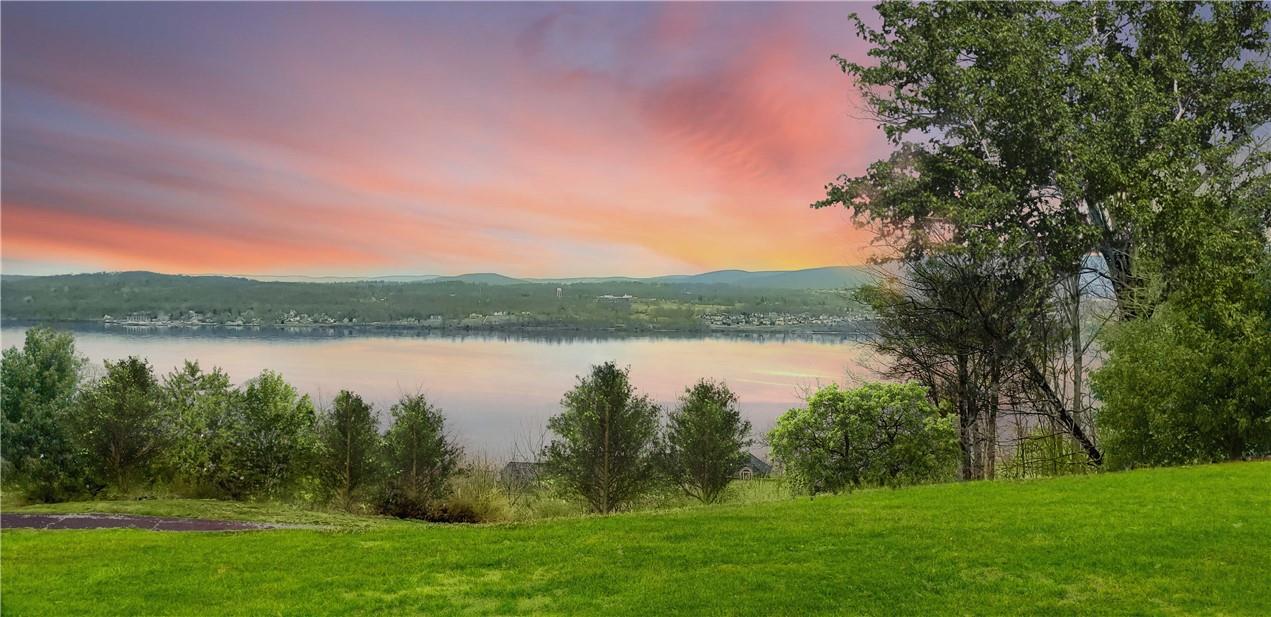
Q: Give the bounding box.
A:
[3,462,1269,616]
[8,497,410,530]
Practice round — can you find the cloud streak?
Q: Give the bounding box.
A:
[2,2,885,277]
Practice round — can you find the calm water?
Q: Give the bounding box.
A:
[1,323,873,456]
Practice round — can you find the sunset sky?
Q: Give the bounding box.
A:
[2,2,888,278]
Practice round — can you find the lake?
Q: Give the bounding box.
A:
[0,323,874,457]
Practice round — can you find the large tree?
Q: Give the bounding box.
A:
[820,2,1271,317]
[160,361,239,495]
[661,380,752,503]
[817,1,1271,466]
[541,362,660,514]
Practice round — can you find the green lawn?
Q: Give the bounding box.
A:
[8,497,411,530]
[3,462,1269,615]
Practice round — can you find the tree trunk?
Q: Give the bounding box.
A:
[1023,358,1103,466]
[1099,238,1137,320]
[956,352,977,480]
[985,357,999,480]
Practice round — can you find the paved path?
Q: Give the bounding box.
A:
[1,512,275,531]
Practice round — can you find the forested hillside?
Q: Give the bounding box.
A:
[0,271,871,332]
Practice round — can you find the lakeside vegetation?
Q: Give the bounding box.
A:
[4,463,1269,615]
[4,328,955,522]
[0,271,873,334]
[3,2,1271,614]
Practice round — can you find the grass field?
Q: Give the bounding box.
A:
[3,462,1268,615]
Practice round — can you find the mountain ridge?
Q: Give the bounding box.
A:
[3,266,879,290]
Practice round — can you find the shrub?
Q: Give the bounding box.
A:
[541,362,661,513]
[1093,302,1271,468]
[159,361,239,496]
[769,382,958,494]
[660,379,752,503]
[73,357,165,493]
[0,327,94,501]
[374,462,510,524]
[443,460,511,523]
[223,370,320,499]
[373,485,432,520]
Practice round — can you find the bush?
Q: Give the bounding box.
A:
[159,361,239,496]
[443,461,511,523]
[222,371,320,499]
[73,357,165,493]
[1093,302,1271,469]
[0,327,95,501]
[769,382,958,494]
[373,485,433,520]
[373,462,510,524]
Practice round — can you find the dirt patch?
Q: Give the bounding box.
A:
[1,513,277,531]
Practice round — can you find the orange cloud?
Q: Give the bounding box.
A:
[2,3,886,277]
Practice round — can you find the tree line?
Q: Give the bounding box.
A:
[2,327,463,514]
[1,271,861,332]
[2,327,963,517]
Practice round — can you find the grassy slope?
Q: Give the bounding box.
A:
[3,462,1269,616]
[7,498,410,530]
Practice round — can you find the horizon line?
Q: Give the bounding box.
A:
[0,264,878,281]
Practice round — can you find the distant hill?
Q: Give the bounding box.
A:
[232,274,441,284]
[222,267,877,289]
[428,273,527,286]
[650,266,878,289]
[6,266,879,290]
[0,269,871,332]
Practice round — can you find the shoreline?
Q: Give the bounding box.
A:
[1,318,878,342]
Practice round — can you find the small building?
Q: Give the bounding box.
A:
[737,453,773,480]
[596,294,634,306]
[500,461,545,486]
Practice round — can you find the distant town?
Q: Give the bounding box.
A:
[4,271,876,335]
[99,304,874,334]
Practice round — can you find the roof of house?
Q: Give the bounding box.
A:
[500,461,544,477]
[744,453,772,474]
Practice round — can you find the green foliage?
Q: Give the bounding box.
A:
[660,380,752,503]
[381,394,461,503]
[818,3,1271,314]
[0,327,93,501]
[73,357,164,493]
[160,361,239,496]
[542,362,661,513]
[769,382,958,493]
[1093,302,1271,469]
[318,391,383,510]
[0,272,867,332]
[228,371,319,499]
[815,1,1271,470]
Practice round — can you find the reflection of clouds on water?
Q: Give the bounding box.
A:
[1,323,866,458]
